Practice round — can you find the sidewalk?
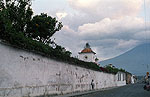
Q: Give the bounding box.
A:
[54,87,117,97]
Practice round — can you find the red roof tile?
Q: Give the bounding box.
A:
[79,48,96,54]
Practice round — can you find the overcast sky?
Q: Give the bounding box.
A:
[32,0,150,61]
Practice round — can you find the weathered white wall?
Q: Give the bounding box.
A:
[115,72,126,86]
[0,42,126,97]
[79,53,96,62]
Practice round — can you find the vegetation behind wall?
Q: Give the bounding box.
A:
[0,0,127,74]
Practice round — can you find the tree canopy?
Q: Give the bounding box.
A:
[0,0,71,57]
[0,0,63,44]
[0,0,33,39]
[0,0,110,73]
[26,13,63,44]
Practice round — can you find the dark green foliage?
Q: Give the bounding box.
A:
[4,32,100,71]
[26,13,63,44]
[105,66,119,74]
[0,0,119,73]
[105,65,127,74]
[0,0,62,44]
[0,0,33,39]
[119,68,126,72]
[0,15,5,38]
[65,51,72,57]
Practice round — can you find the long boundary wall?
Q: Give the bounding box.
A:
[0,42,126,97]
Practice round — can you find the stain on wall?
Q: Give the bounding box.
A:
[0,43,126,97]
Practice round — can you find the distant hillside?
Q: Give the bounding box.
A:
[100,43,150,76]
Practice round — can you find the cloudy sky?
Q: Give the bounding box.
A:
[32,0,150,61]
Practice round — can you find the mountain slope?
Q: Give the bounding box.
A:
[100,43,150,76]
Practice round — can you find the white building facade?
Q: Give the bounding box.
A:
[116,71,126,86]
[78,43,98,63]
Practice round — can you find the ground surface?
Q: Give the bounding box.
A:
[77,83,150,97]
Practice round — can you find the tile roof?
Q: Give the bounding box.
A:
[79,48,96,54]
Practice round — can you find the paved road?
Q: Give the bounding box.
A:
[77,83,150,97]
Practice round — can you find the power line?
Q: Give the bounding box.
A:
[143,0,149,73]
[144,0,147,34]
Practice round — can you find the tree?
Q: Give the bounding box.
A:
[26,13,63,44]
[65,51,72,57]
[0,0,33,39]
[0,12,5,38]
[0,0,63,44]
[0,0,5,10]
[105,65,119,74]
[54,45,72,57]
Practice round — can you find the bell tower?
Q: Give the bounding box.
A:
[78,43,98,62]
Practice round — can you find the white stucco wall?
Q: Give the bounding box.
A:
[115,72,126,86]
[0,43,126,97]
[131,75,135,84]
[79,53,96,62]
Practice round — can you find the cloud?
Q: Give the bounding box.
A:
[56,12,68,20]
[31,0,150,61]
[76,16,150,60]
[116,39,139,49]
[54,16,150,60]
[134,30,150,41]
[86,39,140,60]
[64,0,149,31]
[68,0,143,18]
[62,25,75,34]
[56,16,150,60]
[78,16,149,40]
[39,0,150,61]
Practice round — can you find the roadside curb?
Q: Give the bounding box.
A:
[54,87,117,97]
